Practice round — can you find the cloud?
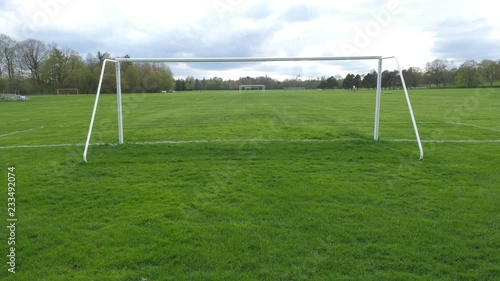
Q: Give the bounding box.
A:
[430,18,500,62]
[280,5,321,23]
[2,0,500,80]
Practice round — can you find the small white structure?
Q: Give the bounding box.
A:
[0,93,28,101]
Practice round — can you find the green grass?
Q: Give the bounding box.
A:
[1,89,499,280]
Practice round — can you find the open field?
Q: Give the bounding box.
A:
[1,89,499,280]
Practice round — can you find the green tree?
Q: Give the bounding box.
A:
[123,65,141,92]
[141,63,175,93]
[342,74,355,89]
[478,59,499,86]
[85,53,99,73]
[185,76,195,91]
[204,78,223,90]
[96,62,117,93]
[361,71,377,89]
[382,70,398,89]
[117,54,133,73]
[42,46,85,91]
[42,46,65,88]
[63,55,91,93]
[402,67,424,88]
[318,76,339,89]
[175,79,186,91]
[97,51,111,64]
[456,60,480,88]
[353,74,362,88]
[193,79,201,91]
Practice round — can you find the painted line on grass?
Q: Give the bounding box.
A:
[0,126,45,138]
[1,138,500,150]
[0,143,106,149]
[0,139,345,150]
[385,139,500,143]
[446,122,500,132]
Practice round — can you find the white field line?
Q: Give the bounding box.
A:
[1,138,499,150]
[385,139,500,143]
[446,122,500,132]
[0,143,106,149]
[0,126,45,138]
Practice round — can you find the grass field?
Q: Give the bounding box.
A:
[1,88,499,280]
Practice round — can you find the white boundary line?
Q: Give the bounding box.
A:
[446,122,500,132]
[0,126,45,138]
[0,143,105,149]
[1,138,499,150]
[385,139,500,143]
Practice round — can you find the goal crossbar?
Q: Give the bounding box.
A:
[115,56,383,63]
[83,56,424,162]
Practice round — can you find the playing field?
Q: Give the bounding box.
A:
[1,89,499,280]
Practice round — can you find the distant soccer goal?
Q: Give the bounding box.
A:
[57,88,79,95]
[239,85,266,94]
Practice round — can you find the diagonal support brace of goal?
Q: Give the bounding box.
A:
[83,56,424,162]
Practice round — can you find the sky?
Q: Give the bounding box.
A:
[1,0,499,80]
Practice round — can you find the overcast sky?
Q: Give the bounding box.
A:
[1,0,499,79]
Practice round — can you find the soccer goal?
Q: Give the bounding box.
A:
[239,85,266,94]
[83,56,424,162]
[57,88,79,95]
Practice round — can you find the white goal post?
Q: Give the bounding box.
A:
[239,85,266,94]
[83,56,423,162]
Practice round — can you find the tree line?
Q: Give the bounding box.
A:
[1,34,499,94]
[0,34,175,94]
[175,58,500,91]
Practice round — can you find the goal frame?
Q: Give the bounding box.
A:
[83,56,423,162]
[239,85,266,94]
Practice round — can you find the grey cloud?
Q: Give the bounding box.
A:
[122,21,283,71]
[431,18,500,61]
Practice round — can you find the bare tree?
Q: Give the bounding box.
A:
[85,53,99,72]
[0,34,17,80]
[425,58,452,88]
[185,76,195,91]
[402,67,424,88]
[16,39,47,83]
[96,51,111,64]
